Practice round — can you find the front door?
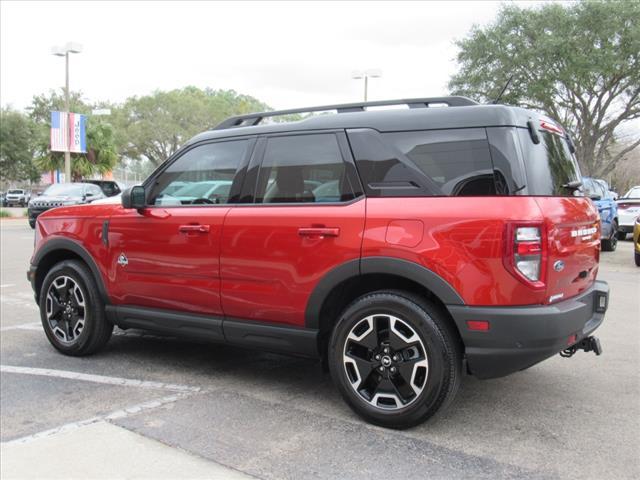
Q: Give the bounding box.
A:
[108,137,254,316]
[220,132,365,327]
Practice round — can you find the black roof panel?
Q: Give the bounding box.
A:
[186,104,544,146]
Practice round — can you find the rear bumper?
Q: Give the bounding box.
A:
[448,281,609,379]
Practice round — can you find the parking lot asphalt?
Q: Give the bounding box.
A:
[1,219,639,480]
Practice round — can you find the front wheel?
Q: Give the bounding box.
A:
[39,260,113,356]
[616,230,627,240]
[329,291,461,429]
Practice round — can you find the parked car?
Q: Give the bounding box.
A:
[0,191,6,207]
[27,96,608,429]
[616,186,640,240]
[27,183,105,229]
[582,177,618,251]
[634,216,640,267]
[5,189,29,207]
[156,180,233,205]
[82,180,125,198]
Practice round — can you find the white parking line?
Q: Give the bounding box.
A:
[1,284,16,288]
[1,392,193,446]
[0,322,41,332]
[0,365,201,393]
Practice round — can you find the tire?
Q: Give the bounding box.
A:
[616,231,627,241]
[39,260,113,356]
[601,221,618,252]
[635,252,640,267]
[29,219,36,229]
[328,290,461,429]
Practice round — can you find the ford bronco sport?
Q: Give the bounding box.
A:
[28,97,608,429]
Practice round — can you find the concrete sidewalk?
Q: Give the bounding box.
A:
[0,421,254,479]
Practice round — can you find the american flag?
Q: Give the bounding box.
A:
[50,111,68,152]
[50,111,87,153]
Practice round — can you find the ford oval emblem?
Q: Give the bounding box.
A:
[553,260,565,272]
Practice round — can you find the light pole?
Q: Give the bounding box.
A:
[351,69,382,102]
[52,42,82,183]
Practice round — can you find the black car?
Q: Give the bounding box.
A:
[27,183,105,229]
[82,180,124,197]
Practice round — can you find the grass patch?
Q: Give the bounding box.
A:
[0,209,11,218]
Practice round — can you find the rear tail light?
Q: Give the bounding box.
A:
[617,203,630,210]
[504,223,547,289]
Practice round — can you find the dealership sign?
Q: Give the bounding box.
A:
[50,111,87,153]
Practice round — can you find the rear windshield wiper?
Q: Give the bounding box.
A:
[561,180,582,191]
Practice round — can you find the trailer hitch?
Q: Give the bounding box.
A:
[560,336,602,358]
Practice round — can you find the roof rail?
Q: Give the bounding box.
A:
[213,96,478,130]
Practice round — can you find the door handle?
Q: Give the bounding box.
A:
[298,227,340,238]
[179,224,210,234]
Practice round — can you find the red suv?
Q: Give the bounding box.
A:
[28,97,608,428]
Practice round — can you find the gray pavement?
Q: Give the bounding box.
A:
[1,219,639,479]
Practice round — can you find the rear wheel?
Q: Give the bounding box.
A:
[616,230,627,240]
[28,219,36,229]
[635,252,640,267]
[601,221,618,252]
[329,291,461,429]
[39,260,113,356]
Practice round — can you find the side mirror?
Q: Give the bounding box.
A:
[122,186,146,209]
[589,194,601,201]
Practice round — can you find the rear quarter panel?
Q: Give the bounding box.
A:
[363,197,548,306]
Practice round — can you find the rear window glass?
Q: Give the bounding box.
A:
[517,129,581,196]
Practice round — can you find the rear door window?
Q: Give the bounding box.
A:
[254,133,356,203]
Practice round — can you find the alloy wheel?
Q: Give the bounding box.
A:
[46,275,86,344]
[342,314,428,410]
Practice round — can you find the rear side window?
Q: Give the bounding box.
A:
[385,129,496,196]
[517,129,581,196]
[348,128,497,196]
[255,134,355,203]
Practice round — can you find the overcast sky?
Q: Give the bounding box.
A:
[1,0,521,110]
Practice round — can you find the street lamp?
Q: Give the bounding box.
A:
[351,69,382,102]
[51,42,82,183]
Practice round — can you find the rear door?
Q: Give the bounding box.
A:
[220,131,365,327]
[517,126,600,302]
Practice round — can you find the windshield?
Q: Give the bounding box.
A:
[43,184,85,197]
[623,187,640,199]
[8,190,23,194]
[518,129,581,196]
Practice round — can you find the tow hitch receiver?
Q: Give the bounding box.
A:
[560,336,602,358]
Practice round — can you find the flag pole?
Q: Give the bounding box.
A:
[64,51,71,183]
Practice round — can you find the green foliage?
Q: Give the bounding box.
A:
[115,87,271,166]
[29,90,119,181]
[0,209,11,218]
[449,0,640,177]
[0,108,40,183]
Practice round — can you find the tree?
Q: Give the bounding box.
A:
[28,90,119,181]
[449,0,640,177]
[116,87,270,166]
[0,108,40,183]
